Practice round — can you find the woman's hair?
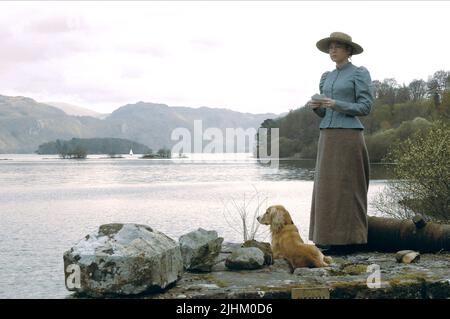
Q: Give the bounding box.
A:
[329,41,354,57]
[344,43,354,57]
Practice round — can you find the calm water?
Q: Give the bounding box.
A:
[0,153,388,298]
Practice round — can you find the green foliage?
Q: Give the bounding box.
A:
[364,128,397,163]
[278,137,299,158]
[68,144,87,159]
[141,147,171,158]
[157,147,172,158]
[52,139,87,159]
[437,90,450,120]
[258,107,320,159]
[373,121,450,222]
[361,100,432,133]
[365,117,432,162]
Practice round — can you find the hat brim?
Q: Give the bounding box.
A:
[316,37,363,55]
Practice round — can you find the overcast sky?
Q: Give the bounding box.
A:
[0,1,449,114]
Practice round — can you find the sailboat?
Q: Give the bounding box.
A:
[129,149,133,156]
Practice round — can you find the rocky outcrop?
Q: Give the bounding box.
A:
[63,223,183,297]
[179,228,224,272]
[65,235,450,299]
[148,244,450,299]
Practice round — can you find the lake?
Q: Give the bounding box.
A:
[0,153,389,298]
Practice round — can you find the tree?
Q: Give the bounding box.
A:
[56,143,87,159]
[260,118,277,128]
[427,70,450,107]
[396,84,411,103]
[372,121,449,222]
[431,70,450,91]
[257,118,279,158]
[427,78,441,107]
[371,80,382,99]
[69,145,87,159]
[408,79,427,101]
[378,78,399,106]
[440,90,450,120]
[55,139,68,158]
[157,147,171,158]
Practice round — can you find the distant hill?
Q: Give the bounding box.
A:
[36,137,152,155]
[44,101,107,118]
[103,102,279,152]
[0,95,102,153]
[0,94,281,153]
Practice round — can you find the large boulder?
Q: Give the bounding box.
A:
[63,223,183,297]
[179,228,224,272]
[242,240,273,265]
[225,247,265,270]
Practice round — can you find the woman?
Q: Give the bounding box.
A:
[308,32,374,253]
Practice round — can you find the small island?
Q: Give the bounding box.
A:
[140,147,172,159]
[36,137,153,159]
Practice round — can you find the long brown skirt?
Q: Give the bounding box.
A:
[309,128,370,245]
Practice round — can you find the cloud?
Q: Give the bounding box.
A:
[190,38,219,51]
[0,35,89,65]
[0,15,94,67]
[119,44,168,59]
[0,1,449,115]
[120,64,147,79]
[25,15,89,34]
[0,27,11,40]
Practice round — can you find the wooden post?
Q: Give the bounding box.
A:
[365,216,450,252]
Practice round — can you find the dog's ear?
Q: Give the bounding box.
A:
[281,207,294,224]
[271,208,285,232]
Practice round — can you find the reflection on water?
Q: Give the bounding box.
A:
[262,159,392,181]
[0,153,389,298]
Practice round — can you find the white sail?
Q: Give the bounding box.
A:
[129,149,133,156]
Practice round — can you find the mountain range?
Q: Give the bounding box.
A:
[0,94,283,153]
[43,102,107,119]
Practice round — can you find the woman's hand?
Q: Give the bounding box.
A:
[320,98,336,108]
[308,100,322,109]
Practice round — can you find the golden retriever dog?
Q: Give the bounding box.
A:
[257,205,332,270]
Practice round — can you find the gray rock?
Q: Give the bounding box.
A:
[225,247,265,270]
[221,242,242,253]
[63,223,183,297]
[395,250,420,264]
[268,258,292,273]
[179,228,224,272]
[210,260,227,272]
[242,240,273,265]
[293,267,331,277]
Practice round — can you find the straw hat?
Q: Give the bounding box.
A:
[316,32,363,55]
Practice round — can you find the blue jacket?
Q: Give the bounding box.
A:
[312,62,374,130]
